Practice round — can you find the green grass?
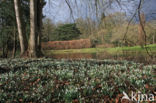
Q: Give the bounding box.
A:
[45,44,156,55]
[0,44,155,57]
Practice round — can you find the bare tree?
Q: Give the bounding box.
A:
[14,0,28,56]
[37,0,45,56]
[138,13,145,46]
[12,26,17,58]
[137,0,152,58]
[29,0,45,57]
[29,0,38,57]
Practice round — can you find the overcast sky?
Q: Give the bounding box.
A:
[43,0,156,23]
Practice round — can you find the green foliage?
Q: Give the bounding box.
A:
[0,0,16,54]
[52,23,81,41]
[91,39,101,47]
[0,0,30,52]
[0,0,15,26]
[0,59,155,102]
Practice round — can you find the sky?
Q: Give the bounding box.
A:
[43,0,156,23]
[43,0,71,23]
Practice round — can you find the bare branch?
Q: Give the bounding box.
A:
[137,0,153,58]
[64,0,75,22]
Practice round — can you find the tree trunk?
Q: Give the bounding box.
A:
[138,13,145,47]
[153,35,155,44]
[2,41,5,58]
[37,0,45,57]
[14,0,28,56]
[28,0,45,57]
[29,0,38,57]
[12,26,17,58]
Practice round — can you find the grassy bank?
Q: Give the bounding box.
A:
[45,44,156,55]
[0,44,155,57]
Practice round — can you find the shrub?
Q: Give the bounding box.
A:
[42,39,92,50]
[52,23,81,41]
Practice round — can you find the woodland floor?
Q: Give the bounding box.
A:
[0,58,155,102]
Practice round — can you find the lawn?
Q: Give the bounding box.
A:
[0,58,155,102]
[45,44,156,55]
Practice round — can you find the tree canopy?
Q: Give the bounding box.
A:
[52,23,81,41]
